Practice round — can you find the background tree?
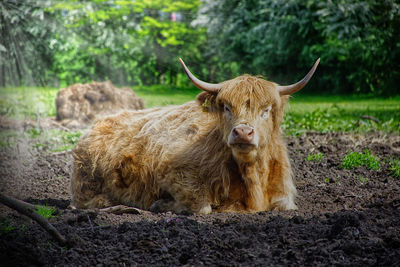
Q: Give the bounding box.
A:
[1,0,399,95]
[0,0,57,86]
[47,0,205,87]
[198,0,400,94]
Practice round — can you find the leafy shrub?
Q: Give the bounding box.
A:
[341,149,380,170]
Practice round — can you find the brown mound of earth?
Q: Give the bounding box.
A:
[56,81,145,128]
[0,120,399,266]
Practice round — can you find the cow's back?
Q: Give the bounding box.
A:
[71,101,219,209]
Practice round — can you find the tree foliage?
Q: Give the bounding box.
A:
[0,0,399,95]
[48,0,205,87]
[0,0,58,86]
[198,0,400,94]
[1,0,204,87]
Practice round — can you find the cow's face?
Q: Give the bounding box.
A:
[215,76,282,162]
[179,58,319,162]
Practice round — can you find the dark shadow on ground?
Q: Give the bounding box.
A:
[1,198,399,266]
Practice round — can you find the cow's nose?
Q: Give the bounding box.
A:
[232,125,254,143]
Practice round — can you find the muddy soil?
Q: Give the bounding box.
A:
[0,119,399,266]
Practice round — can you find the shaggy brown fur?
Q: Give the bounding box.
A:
[56,81,144,128]
[71,75,297,214]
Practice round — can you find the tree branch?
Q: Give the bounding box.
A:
[99,205,142,215]
[0,192,67,246]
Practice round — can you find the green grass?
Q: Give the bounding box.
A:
[0,127,82,152]
[306,153,324,162]
[388,159,400,179]
[341,149,381,170]
[133,84,199,107]
[130,88,400,135]
[1,86,399,136]
[36,205,56,219]
[28,128,82,152]
[283,94,400,135]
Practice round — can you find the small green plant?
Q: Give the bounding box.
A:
[0,218,15,235]
[341,149,381,170]
[60,131,81,145]
[52,131,82,152]
[306,153,324,162]
[323,177,330,183]
[359,176,369,184]
[36,205,56,219]
[34,142,45,149]
[27,127,43,139]
[388,159,400,178]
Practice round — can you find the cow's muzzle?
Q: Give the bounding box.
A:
[228,124,257,149]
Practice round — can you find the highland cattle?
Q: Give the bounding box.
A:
[71,58,320,213]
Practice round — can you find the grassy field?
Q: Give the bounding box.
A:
[1,86,399,137]
[283,94,400,135]
[0,87,59,119]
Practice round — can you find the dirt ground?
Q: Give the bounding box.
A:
[0,118,399,266]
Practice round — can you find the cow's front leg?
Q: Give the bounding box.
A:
[149,198,212,214]
[149,200,212,214]
[154,176,212,214]
[267,158,297,211]
[149,199,184,213]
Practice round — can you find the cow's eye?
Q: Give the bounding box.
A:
[224,105,231,114]
[262,106,272,119]
[224,105,232,118]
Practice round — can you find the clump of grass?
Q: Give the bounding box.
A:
[388,159,400,178]
[36,205,56,219]
[341,149,380,170]
[306,153,324,162]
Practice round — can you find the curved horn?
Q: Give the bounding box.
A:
[179,58,222,94]
[278,58,320,95]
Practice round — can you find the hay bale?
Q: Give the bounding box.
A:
[56,81,145,128]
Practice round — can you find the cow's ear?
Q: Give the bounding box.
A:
[280,95,290,105]
[196,92,217,112]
